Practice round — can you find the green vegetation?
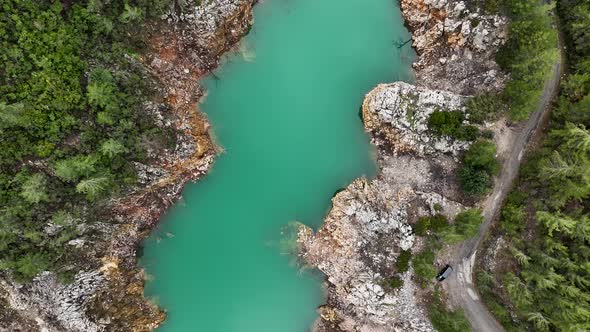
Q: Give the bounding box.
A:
[414,214,449,236]
[411,209,484,286]
[389,275,403,289]
[459,140,499,197]
[464,94,505,124]
[412,249,436,284]
[0,0,172,282]
[427,110,480,141]
[395,249,412,273]
[497,0,559,121]
[476,1,590,330]
[428,288,471,332]
[443,209,484,244]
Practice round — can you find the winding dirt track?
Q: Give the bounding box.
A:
[443,25,565,332]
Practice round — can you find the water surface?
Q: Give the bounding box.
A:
[142,0,414,331]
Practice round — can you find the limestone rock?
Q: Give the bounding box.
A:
[401,0,508,94]
[362,82,470,156]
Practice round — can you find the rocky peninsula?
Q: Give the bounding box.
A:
[298,0,509,330]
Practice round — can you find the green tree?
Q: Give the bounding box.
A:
[20,173,49,204]
[119,4,144,23]
[53,155,96,182]
[76,176,110,200]
[551,122,590,154]
[395,250,412,273]
[536,211,576,237]
[464,140,499,174]
[429,288,471,332]
[413,250,436,281]
[454,208,484,239]
[459,140,499,196]
[459,166,491,196]
[100,139,127,158]
[527,312,550,331]
[0,102,26,128]
[14,252,51,281]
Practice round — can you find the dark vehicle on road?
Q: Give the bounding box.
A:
[436,265,453,281]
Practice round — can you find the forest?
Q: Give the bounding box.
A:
[476,0,590,330]
[0,0,170,282]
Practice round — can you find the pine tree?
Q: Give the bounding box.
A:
[100,139,126,158]
[536,211,577,236]
[20,173,49,204]
[76,176,110,200]
[527,312,550,331]
[552,122,590,154]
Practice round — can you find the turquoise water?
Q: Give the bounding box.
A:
[141,0,414,331]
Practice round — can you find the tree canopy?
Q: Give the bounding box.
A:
[0,0,173,282]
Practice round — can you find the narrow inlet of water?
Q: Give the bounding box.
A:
[142,0,414,331]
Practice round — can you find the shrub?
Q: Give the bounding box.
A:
[414,217,431,236]
[430,214,450,232]
[428,110,480,141]
[465,94,505,124]
[434,203,443,212]
[464,140,500,175]
[395,250,412,273]
[390,275,404,289]
[459,140,499,196]
[459,166,492,196]
[414,214,449,236]
[454,208,484,239]
[413,250,436,281]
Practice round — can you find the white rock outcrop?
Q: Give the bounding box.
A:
[299,85,472,329]
[401,0,508,94]
[363,82,471,156]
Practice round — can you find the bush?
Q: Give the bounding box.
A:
[389,275,404,289]
[459,140,499,196]
[414,217,431,236]
[414,214,449,236]
[430,214,450,232]
[395,250,412,273]
[459,166,492,196]
[428,110,480,141]
[465,94,505,124]
[464,140,500,174]
[454,208,484,239]
[413,250,436,282]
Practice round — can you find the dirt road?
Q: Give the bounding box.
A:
[443,30,564,332]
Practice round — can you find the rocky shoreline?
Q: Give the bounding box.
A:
[0,0,510,331]
[298,0,509,331]
[0,1,255,331]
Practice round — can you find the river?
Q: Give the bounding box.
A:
[142,0,413,331]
